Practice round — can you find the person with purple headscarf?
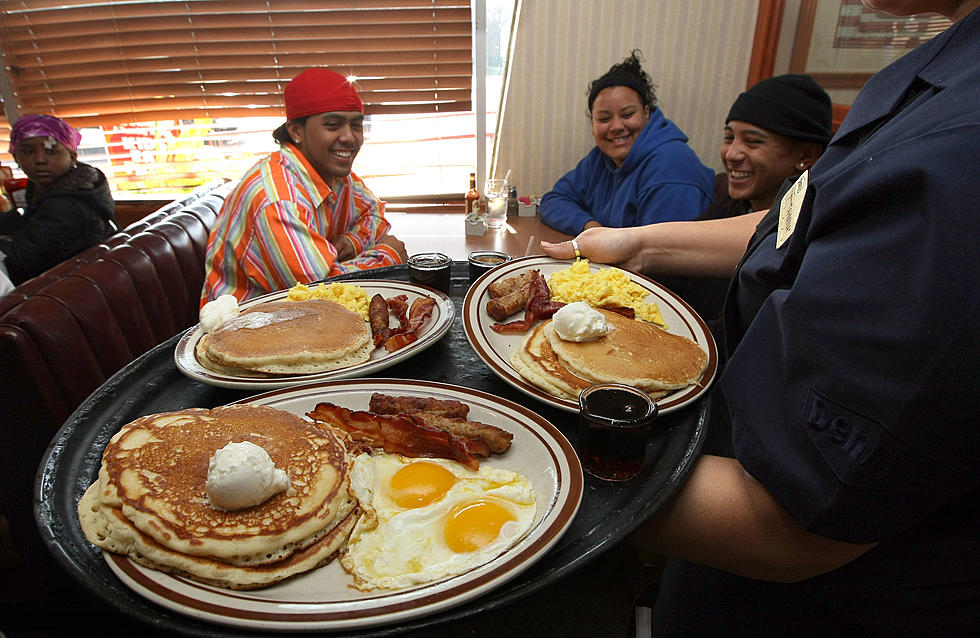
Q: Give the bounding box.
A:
[0,114,117,285]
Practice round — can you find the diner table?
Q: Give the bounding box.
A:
[385,212,571,260]
[34,258,709,637]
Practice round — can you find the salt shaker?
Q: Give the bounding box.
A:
[507,186,518,216]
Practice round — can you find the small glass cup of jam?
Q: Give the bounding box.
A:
[467,250,511,285]
[577,383,659,481]
[407,252,453,294]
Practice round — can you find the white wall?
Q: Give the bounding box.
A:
[492,0,760,199]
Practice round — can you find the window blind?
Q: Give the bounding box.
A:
[0,0,473,129]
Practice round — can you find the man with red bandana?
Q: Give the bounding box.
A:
[202,68,407,304]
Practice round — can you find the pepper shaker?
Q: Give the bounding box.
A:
[507,186,518,216]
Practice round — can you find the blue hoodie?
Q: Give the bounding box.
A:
[540,108,714,235]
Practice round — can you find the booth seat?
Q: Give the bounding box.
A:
[0,179,233,584]
[0,179,231,436]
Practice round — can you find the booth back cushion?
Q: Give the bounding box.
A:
[0,178,234,436]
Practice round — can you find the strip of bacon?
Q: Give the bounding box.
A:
[490,272,564,333]
[383,296,435,352]
[405,415,491,458]
[599,305,636,319]
[386,295,409,326]
[389,297,435,336]
[307,402,481,469]
[383,332,417,352]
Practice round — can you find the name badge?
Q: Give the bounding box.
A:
[776,171,808,249]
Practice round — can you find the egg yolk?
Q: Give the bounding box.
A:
[389,461,456,508]
[444,499,516,553]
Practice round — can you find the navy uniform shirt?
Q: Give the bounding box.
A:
[717,6,980,631]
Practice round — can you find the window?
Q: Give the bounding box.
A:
[0,0,508,198]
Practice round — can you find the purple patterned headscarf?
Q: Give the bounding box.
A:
[9,114,82,154]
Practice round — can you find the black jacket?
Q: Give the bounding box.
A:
[0,162,117,285]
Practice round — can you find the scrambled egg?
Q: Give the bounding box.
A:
[287,282,370,320]
[547,259,666,328]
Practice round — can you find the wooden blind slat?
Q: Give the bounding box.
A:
[0,8,471,41]
[62,100,472,129]
[19,80,472,105]
[7,37,473,63]
[1,0,468,21]
[3,18,472,53]
[11,54,473,83]
[13,64,473,93]
[20,88,472,113]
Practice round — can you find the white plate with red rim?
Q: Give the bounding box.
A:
[462,255,718,414]
[102,379,583,632]
[174,280,454,390]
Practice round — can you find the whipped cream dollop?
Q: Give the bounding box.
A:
[205,441,290,511]
[553,301,609,342]
[199,294,240,333]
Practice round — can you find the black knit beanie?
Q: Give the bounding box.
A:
[726,74,832,146]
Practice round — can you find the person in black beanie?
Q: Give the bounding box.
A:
[658,75,831,460]
[657,75,832,331]
[718,73,832,213]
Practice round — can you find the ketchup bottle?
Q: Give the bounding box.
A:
[4,177,28,209]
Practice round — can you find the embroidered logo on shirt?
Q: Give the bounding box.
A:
[799,388,926,490]
[776,171,808,249]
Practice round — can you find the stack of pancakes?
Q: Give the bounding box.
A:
[196,298,372,376]
[78,405,359,590]
[510,309,707,400]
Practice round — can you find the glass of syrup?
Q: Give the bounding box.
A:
[467,250,511,285]
[407,252,453,294]
[577,383,659,481]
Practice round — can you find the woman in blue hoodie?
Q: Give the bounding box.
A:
[539,51,714,235]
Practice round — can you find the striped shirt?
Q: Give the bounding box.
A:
[201,144,400,304]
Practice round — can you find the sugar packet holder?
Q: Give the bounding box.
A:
[464,211,486,236]
[518,196,538,217]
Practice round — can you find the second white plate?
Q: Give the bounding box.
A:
[462,256,718,414]
[175,280,455,390]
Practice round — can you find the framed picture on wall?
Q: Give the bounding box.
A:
[788,0,951,89]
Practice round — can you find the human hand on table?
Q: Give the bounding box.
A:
[378,233,408,262]
[540,226,646,272]
[331,235,356,261]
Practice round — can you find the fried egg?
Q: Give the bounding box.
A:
[341,453,536,591]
